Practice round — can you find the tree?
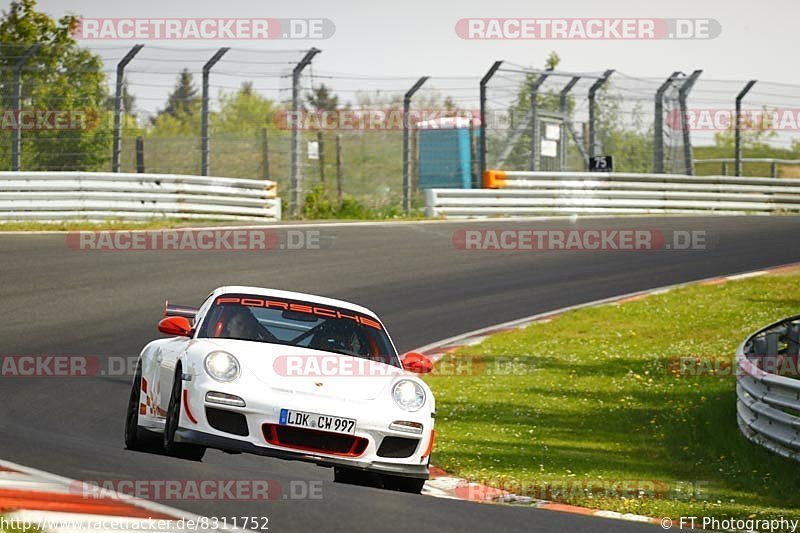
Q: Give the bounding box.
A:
[0,0,111,170]
[545,51,560,71]
[104,75,135,114]
[306,83,339,113]
[713,106,778,150]
[157,68,200,121]
[211,83,277,134]
[147,68,201,136]
[239,81,253,96]
[595,89,654,173]
[494,59,571,170]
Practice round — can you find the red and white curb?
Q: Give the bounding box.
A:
[418,261,800,524]
[0,459,247,533]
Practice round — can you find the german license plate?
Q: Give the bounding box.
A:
[279,408,356,434]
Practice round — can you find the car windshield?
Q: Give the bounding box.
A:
[197,294,400,367]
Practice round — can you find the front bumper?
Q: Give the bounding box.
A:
[176,428,430,479]
[178,372,433,480]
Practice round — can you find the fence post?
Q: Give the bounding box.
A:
[722,162,728,175]
[735,80,757,177]
[468,121,476,187]
[654,71,682,174]
[317,130,325,183]
[678,70,702,176]
[112,44,143,173]
[290,48,321,217]
[261,128,271,181]
[479,61,503,179]
[412,124,420,194]
[403,76,429,213]
[529,73,549,171]
[788,322,800,357]
[336,133,343,205]
[588,70,614,162]
[200,47,229,176]
[559,76,580,171]
[11,44,41,171]
[136,136,145,173]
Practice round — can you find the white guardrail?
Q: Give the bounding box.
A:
[737,315,800,461]
[0,172,281,222]
[424,171,800,218]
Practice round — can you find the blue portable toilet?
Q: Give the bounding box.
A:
[417,116,477,189]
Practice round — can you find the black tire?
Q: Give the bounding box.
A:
[333,467,379,488]
[124,362,158,451]
[379,474,426,494]
[163,368,206,461]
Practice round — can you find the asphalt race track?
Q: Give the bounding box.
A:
[2,216,800,532]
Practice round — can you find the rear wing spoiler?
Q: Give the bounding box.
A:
[164,300,198,319]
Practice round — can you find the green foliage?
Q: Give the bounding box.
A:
[147,69,201,136]
[713,106,779,150]
[306,83,339,113]
[0,0,111,170]
[159,69,200,120]
[493,58,660,173]
[545,51,560,70]
[104,76,135,114]
[301,183,407,220]
[495,68,572,170]
[427,270,800,520]
[0,218,204,231]
[595,88,654,172]
[694,144,800,177]
[210,83,278,134]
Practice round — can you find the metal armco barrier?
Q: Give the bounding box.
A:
[424,170,800,218]
[0,172,280,221]
[737,315,800,462]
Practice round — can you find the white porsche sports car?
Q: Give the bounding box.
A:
[124,286,435,493]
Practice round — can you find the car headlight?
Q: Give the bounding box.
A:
[204,351,240,382]
[392,379,426,411]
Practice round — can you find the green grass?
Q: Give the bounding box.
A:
[426,269,800,521]
[0,219,227,231]
[694,145,800,178]
[300,184,426,220]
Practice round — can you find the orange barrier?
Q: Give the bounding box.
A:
[482,170,507,189]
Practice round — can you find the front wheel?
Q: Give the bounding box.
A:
[379,474,426,494]
[163,370,206,461]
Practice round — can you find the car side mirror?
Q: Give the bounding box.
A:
[158,316,192,337]
[401,352,433,374]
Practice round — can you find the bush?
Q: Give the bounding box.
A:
[300,184,407,220]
